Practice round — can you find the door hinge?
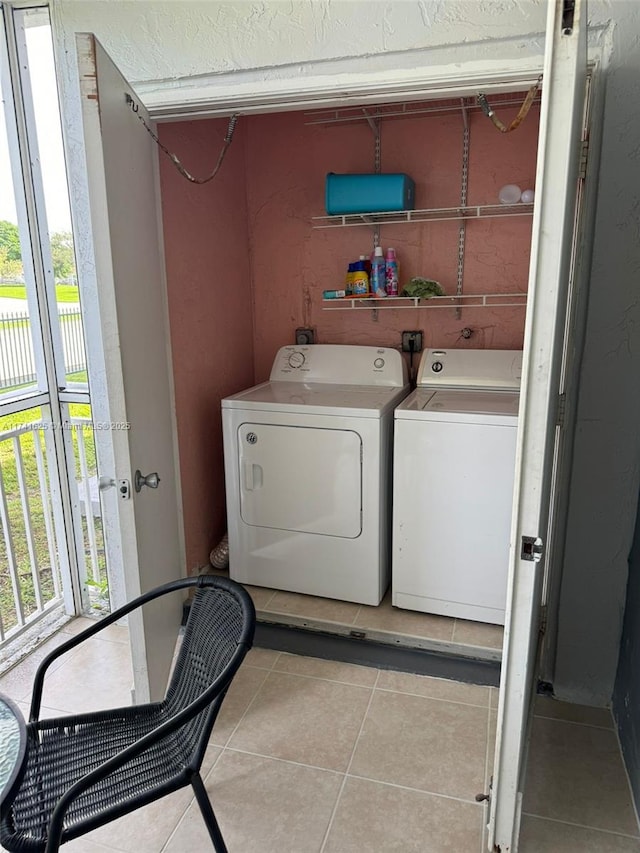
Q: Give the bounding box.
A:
[521,536,544,562]
[579,138,589,180]
[557,392,567,427]
[562,0,575,35]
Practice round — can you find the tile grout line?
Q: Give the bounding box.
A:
[259,590,277,609]
[214,742,487,810]
[373,685,491,710]
[344,770,486,807]
[219,745,347,775]
[242,664,376,694]
[521,810,640,839]
[318,668,382,853]
[532,711,615,731]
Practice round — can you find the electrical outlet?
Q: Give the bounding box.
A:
[401,330,423,353]
[295,328,315,346]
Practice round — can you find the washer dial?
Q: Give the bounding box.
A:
[287,351,306,369]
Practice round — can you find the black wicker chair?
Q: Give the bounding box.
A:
[0,574,256,853]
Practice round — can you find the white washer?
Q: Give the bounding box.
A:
[392,348,522,625]
[222,344,409,605]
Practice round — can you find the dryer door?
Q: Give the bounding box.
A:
[238,423,362,538]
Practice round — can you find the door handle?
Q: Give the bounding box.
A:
[242,461,263,490]
[134,470,161,492]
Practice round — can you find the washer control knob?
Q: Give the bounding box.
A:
[287,351,306,369]
[374,357,385,369]
[431,361,443,373]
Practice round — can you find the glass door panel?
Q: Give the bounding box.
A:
[20,11,87,390]
[0,41,42,399]
[0,6,108,657]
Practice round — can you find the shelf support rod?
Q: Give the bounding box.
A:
[456,100,470,319]
[363,109,382,250]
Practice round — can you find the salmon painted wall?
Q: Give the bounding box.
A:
[158,118,253,572]
[246,102,539,382]
[159,100,539,569]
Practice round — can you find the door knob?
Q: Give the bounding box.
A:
[134,470,161,492]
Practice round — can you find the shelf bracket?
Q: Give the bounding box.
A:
[362,108,380,139]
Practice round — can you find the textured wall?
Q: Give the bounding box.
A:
[244,106,537,377]
[52,0,640,707]
[157,117,254,572]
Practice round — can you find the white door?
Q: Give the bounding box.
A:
[74,34,184,703]
[238,423,362,537]
[488,1,587,850]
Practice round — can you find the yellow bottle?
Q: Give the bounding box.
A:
[351,260,370,296]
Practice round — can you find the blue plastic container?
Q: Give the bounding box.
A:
[325,173,416,216]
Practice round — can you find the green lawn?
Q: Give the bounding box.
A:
[0,284,80,303]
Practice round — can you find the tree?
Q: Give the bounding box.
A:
[49,231,76,282]
[0,246,23,281]
[0,220,21,262]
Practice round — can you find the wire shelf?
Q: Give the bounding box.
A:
[321,292,528,310]
[312,203,534,229]
[304,92,542,127]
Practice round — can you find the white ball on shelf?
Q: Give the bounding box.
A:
[498,184,522,205]
[521,188,535,203]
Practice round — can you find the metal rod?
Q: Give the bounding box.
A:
[14,434,43,611]
[0,456,24,627]
[456,100,470,320]
[32,423,61,598]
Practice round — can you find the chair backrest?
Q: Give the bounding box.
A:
[163,576,255,767]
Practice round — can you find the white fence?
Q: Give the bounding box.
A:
[0,307,86,389]
[0,417,101,645]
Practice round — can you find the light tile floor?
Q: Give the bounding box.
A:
[1,616,639,853]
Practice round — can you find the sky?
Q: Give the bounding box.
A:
[1,20,72,234]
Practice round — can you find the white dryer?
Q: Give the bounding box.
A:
[392,348,522,625]
[222,344,409,605]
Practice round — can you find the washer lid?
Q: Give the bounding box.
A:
[222,380,409,417]
[396,388,519,424]
[417,348,523,390]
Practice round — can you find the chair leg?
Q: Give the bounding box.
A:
[191,772,228,853]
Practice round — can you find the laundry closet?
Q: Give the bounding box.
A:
[157,89,542,653]
[73,7,590,844]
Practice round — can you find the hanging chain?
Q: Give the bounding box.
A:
[456,103,470,318]
[477,75,542,133]
[125,94,239,184]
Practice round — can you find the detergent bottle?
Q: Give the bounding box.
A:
[370,246,386,298]
[351,260,370,296]
[385,247,399,297]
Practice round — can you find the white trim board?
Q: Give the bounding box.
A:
[133,26,608,121]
